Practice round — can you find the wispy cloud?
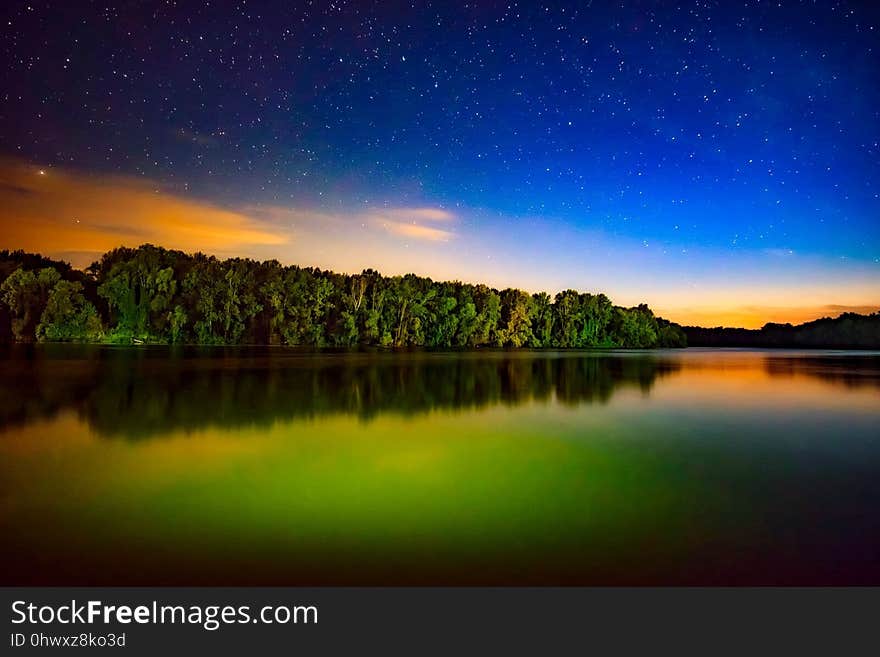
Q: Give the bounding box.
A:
[380,207,456,222]
[367,207,456,242]
[243,203,457,243]
[0,159,458,269]
[372,218,454,242]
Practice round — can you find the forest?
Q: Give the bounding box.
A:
[0,244,687,348]
[684,313,880,349]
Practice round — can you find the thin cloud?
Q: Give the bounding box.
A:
[380,207,456,222]
[368,206,457,242]
[244,203,457,242]
[0,159,458,271]
[374,219,454,242]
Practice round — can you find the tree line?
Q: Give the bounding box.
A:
[0,244,687,348]
[684,313,880,349]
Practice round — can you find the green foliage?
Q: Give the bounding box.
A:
[470,285,501,346]
[37,280,103,341]
[169,305,187,343]
[96,245,181,341]
[497,289,534,347]
[1,244,692,348]
[612,304,658,349]
[1,267,62,341]
[552,290,615,347]
[530,292,554,347]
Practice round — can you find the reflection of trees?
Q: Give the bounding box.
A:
[5,347,879,439]
[763,355,880,390]
[0,349,100,431]
[0,345,682,438]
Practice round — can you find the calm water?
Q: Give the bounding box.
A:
[1,345,879,585]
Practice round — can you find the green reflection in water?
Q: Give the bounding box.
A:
[1,346,879,584]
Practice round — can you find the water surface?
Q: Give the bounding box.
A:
[1,346,878,584]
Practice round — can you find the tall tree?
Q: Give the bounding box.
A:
[531,292,554,347]
[497,289,535,347]
[37,280,103,341]
[1,267,61,341]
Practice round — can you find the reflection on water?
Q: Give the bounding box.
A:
[1,346,879,585]
[763,354,880,388]
[0,345,686,437]
[2,346,878,438]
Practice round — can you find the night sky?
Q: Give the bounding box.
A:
[1,1,878,327]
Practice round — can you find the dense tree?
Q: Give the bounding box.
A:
[470,285,502,346]
[530,292,554,347]
[497,289,534,347]
[96,245,181,341]
[0,244,693,348]
[612,304,658,349]
[1,267,61,341]
[552,291,615,347]
[36,280,103,341]
[684,313,880,349]
[0,250,96,342]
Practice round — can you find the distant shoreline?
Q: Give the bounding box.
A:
[682,314,880,349]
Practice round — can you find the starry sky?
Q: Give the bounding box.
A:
[1,0,878,327]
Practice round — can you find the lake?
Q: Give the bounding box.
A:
[1,345,878,585]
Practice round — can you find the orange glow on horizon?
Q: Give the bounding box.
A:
[656,304,879,329]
